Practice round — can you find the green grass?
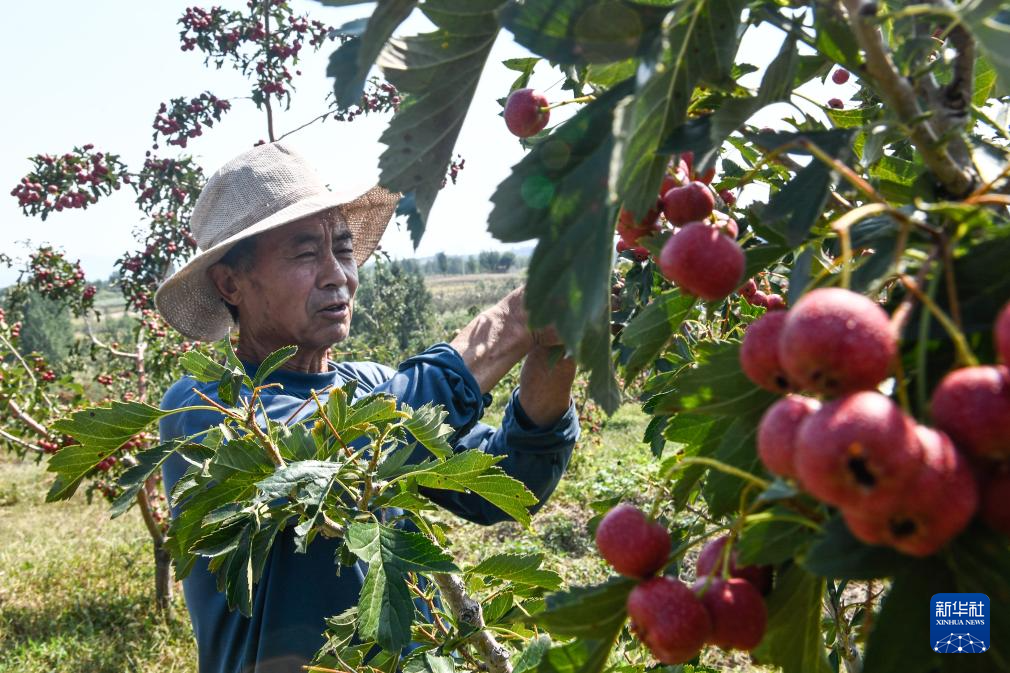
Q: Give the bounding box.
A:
[0,457,197,672]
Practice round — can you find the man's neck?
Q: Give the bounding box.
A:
[236,337,332,373]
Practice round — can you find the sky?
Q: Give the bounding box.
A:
[0,2,848,287]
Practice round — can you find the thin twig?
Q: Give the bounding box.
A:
[5,399,50,438]
[262,1,276,142]
[0,427,45,454]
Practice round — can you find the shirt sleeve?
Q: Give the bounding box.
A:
[374,342,580,526]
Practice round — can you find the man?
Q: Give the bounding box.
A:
[154,142,580,673]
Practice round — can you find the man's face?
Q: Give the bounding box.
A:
[234,211,358,351]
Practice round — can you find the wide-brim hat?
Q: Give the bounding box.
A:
[154,142,399,342]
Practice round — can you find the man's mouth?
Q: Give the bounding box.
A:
[318,301,349,319]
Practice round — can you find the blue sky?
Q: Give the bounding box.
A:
[0,2,838,287]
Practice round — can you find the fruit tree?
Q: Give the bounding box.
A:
[22,0,1010,672]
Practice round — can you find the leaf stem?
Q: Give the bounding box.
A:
[898,273,978,366]
[670,456,771,490]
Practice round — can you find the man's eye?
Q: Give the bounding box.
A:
[297,251,315,258]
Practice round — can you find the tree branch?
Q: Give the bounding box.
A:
[840,0,975,196]
[5,398,50,438]
[0,427,45,454]
[432,573,513,673]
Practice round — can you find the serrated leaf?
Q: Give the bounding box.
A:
[375,0,504,231]
[489,80,633,409]
[254,460,340,504]
[470,553,562,591]
[252,345,298,387]
[412,450,539,527]
[346,522,458,651]
[613,0,747,218]
[527,577,633,638]
[752,564,832,673]
[621,291,696,384]
[210,437,276,477]
[644,341,777,417]
[701,414,763,517]
[327,1,418,108]
[657,34,799,165]
[737,508,815,566]
[401,402,453,460]
[110,441,182,518]
[47,402,170,501]
[500,0,670,65]
[179,351,230,383]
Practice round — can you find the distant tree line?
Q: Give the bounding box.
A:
[393,250,525,276]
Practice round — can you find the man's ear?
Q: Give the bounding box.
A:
[208,263,242,307]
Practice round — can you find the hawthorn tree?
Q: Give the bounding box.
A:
[22,0,1010,672]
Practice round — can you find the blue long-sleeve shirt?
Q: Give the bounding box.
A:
[158,342,579,673]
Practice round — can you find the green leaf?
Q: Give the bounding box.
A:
[701,414,762,517]
[179,351,230,383]
[974,55,999,105]
[527,576,633,638]
[346,522,457,651]
[500,1,671,65]
[750,129,855,246]
[47,402,170,501]
[513,634,552,673]
[861,558,953,673]
[657,34,799,165]
[401,402,453,460]
[753,564,832,673]
[252,345,298,387]
[375,0,504,230]
[644,341,777,417]
[582,305,622,415]
[488,81,633,401]
[812,3,860,67]
[326,1,419,108]
[613,0,747,217]
[412,450,539,527]
[621,291,696,384]
[469,553,562,591]
[110,441,181,518]
[737,508,816,566]
[802,516,909,580]
[210,437,276,477]
[254,460,340,504]
[958,0,1010,93]
[404,652,455,673]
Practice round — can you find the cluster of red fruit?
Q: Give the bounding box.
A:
[741,287,1010,555]
[737,277,786,311]
[151,92,231,150]
[441,153,466,189]
[178,3,333,108]
[10,146,127,218]
[96,373,115,386]
[24,246,97,315]
[595,504,770,663]
[827,69,850,111]
[36,434,75,455]
[134,154,204,216]
[329,78,402,123]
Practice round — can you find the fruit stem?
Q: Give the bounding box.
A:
[898,273,979,367]
[672,456,771,490]
[742,511,823,532]
[830,203,889,288]
[544,94,596,111]
[801,139,888,205]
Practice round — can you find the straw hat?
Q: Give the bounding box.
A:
[154,142,399,342]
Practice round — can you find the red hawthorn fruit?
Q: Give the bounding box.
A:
[617,206,662,246]
[841,425,977,556]
[764,294,787,311]
[794,391,921,509]
[504,88,550,138]
[658,222,745,301]
[832,69,850,84]
[661,182,715,225]
[748,291,769,308]
[778,287,896,396]
[659,172,679,199]
[712,212,738,239]
[718,189,737,206]
[693,577,767,651]
[995,301,1010,365]
[738,278,758,298]
[695,536,773,595]
[740,311,793,393]
[828,98,844,109]
[595,503,671,578]
[930,365,1010,460]
[757,395,822,479]
[980,468,1010,536]
[627,576,712,664]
